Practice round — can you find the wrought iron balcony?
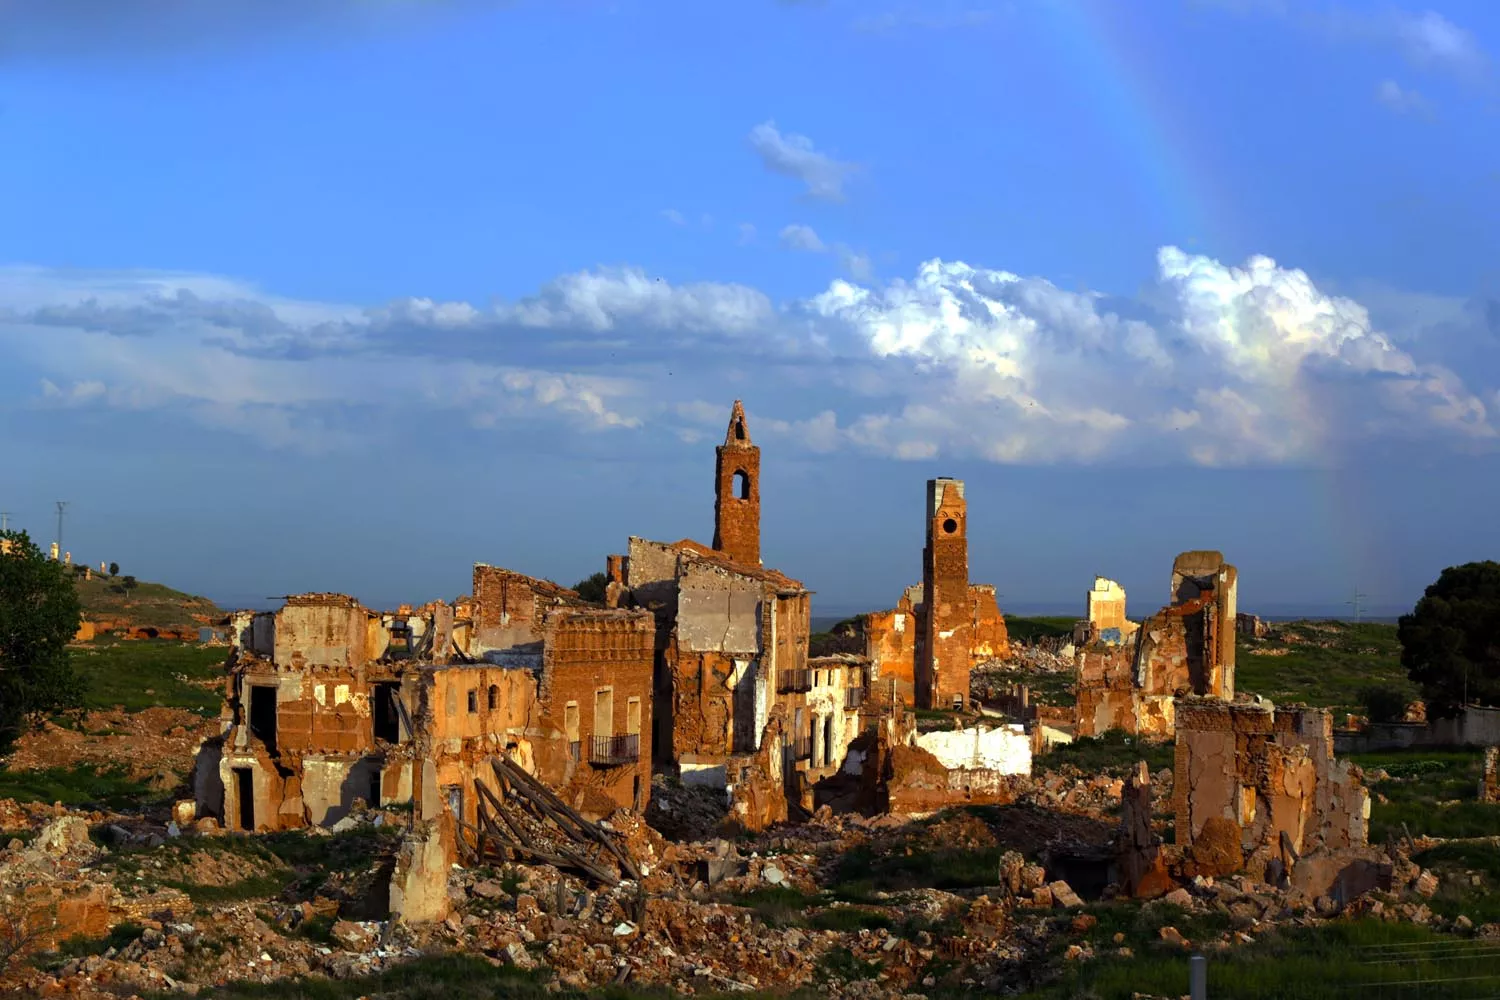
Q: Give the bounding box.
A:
[589,733,639,766]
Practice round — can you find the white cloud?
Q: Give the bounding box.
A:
[0,245,1493,467]
[661,208,687,226]
[1375,78,1432,115]
[779,224,827,252]
[748,120,858,202]
[1213,2,1493,87]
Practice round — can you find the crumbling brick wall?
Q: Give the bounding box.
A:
[712,400,761,567]
[1086,577,1138,645]
[540,609,656,813]
[919,478,972,710]
[471,564,587,652]
[863,596,918,705]
[1074,551,1238,739]
[1172,698,1368,877]
[968,585,1011,664]
[1484,747,1500,804]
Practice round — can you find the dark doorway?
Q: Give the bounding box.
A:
[373,682,401,743]
[234,767,255,831]
[248,686,277,754]
[368,769,382,809]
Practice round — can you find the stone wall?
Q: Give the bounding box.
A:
[1172,698,1368,877]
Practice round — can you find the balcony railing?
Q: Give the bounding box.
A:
[845,687,865,711]
[589,733,639,766]
[777,669,811,694]
[793,736,813,761]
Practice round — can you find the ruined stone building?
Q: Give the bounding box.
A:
[1075,550,1238,738]
[604,402,864,815]
[1168,697,1370,893]
[860,478,1010,710]
[196,568,656,834]
[1073,577,1138,647]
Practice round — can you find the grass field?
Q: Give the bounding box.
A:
[74,575,222,631]
[1236,621,1411,716]
[0,762,157,809]
[1013,914,1500,1000]
[69,639,228,716]
[1349,747,1500,842]
[1005,615,1077,644]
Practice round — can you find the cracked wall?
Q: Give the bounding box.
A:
[1074,551,1237,739]
[1172,698,1369,879]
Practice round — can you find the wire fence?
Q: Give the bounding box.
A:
[1185,939,1500,1000]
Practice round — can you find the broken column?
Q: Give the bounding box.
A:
[1118,760,1173,898]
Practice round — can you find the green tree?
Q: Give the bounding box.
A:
[573,572,609,604]
[1398,561,1500,719]
[108,562,119,577]
[0,530,85,754]
[1359,684,1410,724]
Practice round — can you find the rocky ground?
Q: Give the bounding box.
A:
[3,756,1493,1000]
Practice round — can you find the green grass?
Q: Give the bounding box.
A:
[0,762,157,809]
[1236,621,1410,716]
[164,952,818,1000]
[108,825,404,904]
[1040,729,1174,775]
[1005,615,1076,644]
[75,575,222,631]
[830,839,1001,899]
[1013,917,1500,1000]
[69,639,227,715]
[1350,748,1500,841]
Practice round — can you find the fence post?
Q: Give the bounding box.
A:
[1190,953,1207,1000]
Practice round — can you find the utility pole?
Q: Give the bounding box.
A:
[0,511,10,532]
[55,501,69,553]
[1346,584,1369,624]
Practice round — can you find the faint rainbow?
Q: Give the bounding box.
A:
[1040,2,1373,612]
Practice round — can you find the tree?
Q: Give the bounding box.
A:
[573,572,609,604]
[121,575,137,594]
[108,562,119,577]
[1359,685,1410,724]
[0,531,84,755]
[1398,561,1500,719]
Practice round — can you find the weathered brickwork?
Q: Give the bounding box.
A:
[712,400,761,567]
[205,574,656,836]
[1482,746,1499,804]
[1074,551,1238,739]
[919,477,971,711]
[1172,698,1369,878]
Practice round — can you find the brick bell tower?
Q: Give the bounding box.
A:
[712,400,761,566]
[917,477,972,711]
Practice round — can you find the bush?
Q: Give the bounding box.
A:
[1359,685,1409,724]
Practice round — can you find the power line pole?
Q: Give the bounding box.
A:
[55,501,69,553]
[1346,584,1369,623]
[0,511,10,532]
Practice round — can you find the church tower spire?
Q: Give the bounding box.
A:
[712,400,761,566]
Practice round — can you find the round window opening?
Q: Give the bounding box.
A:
[942,518,958,534]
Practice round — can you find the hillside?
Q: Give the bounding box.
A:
[74,573,224,636]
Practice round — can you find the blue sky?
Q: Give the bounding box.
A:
[1,0,1497,617]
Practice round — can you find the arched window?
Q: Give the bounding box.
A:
[733,470,751,500]
[734,419,746,441]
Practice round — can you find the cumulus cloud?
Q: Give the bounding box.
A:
[748,121,858,202]
[1,245,1494,467]
[779,224,827,252]
[1375,79,1432,115]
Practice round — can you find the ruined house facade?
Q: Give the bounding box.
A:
[197,569,655,834]
[860,478,1010,710]
[606,402,865,811]
[1172,697,1369,881]
[1073,577,1138,647]
[1074,550,1238,739]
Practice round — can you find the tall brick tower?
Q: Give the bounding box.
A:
[712,400,761,566]
[917,477,971,710]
